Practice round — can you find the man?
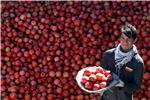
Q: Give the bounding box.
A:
[101,24,144,100]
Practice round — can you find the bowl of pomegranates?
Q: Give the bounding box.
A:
[76,66,119,93]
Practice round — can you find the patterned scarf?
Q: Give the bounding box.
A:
[115,44,138,69]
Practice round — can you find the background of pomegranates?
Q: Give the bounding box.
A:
[1,1,150,100]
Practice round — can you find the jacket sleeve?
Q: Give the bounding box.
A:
[123,61,144,92]
[101,52,108,70]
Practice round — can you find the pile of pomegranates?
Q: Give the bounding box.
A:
[1,1,149,100]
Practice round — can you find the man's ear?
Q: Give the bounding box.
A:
[134,38,137,43]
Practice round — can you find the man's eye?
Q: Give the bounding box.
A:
[120,37,132,43]
[120,37,125,40]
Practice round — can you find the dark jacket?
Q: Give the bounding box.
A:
[101,48,144,100]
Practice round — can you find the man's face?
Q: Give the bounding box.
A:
[119,34,135,51]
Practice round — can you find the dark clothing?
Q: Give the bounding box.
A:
[101,48,144,100]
